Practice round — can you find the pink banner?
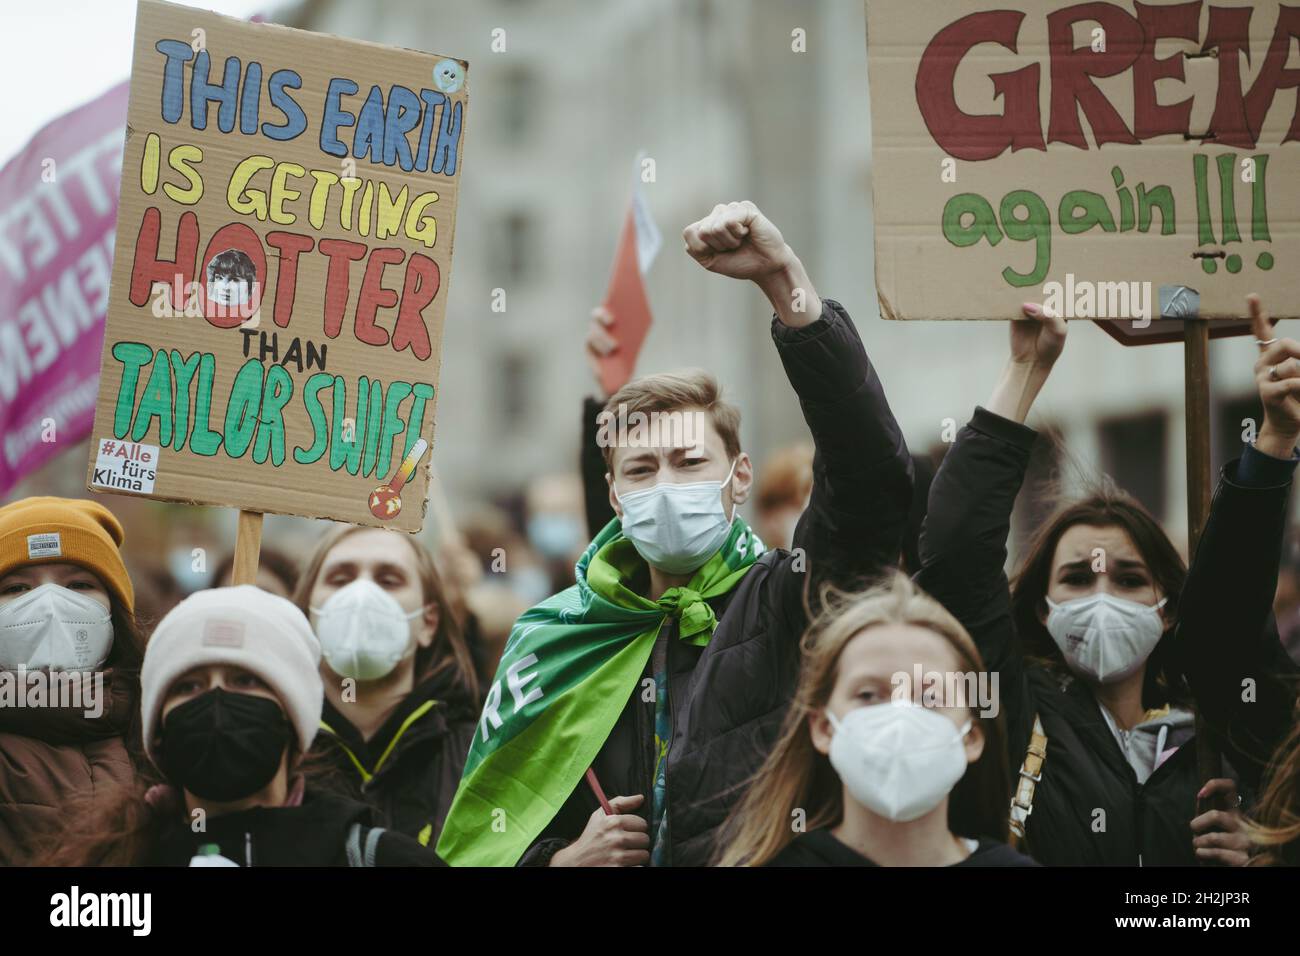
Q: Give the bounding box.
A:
[0,82,128,496]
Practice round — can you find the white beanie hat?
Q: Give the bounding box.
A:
[141,585,323,766]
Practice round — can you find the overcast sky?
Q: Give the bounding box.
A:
[0,0,285,169]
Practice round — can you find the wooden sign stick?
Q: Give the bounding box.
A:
[1183,319,1225,808]
[231,510,264,587]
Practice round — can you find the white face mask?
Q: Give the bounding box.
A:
[310,579,424,681]
[614,459,738,575]
[0,583,115,673]
[1045,592,1168,684]
[826,701,972,823]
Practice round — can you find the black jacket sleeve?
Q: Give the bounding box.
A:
[374,829,446,866]
[771,298,913,621]
[582,396,616,539]
[516,836,570,867]
[914,406,1039,755]
[1173,458,1299,790]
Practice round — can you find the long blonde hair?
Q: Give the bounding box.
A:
[715,572,1010,866]
[1245,705,1300,865]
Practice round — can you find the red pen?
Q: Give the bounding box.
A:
[585,767,614,815]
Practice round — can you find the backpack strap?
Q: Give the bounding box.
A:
[346,822,364,867]
[364,825,384,866]
[1008,713,1048,846]
[345,822,387,867]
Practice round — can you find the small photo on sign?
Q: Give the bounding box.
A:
[91,439,159,495]
[206,248,257,309]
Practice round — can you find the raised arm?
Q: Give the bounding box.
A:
[682,201,912,607]
[1175,295,1300,792]
[581,306,623,539]
[914,304,1066,742]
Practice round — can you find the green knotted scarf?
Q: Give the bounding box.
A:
[435,516,765,866]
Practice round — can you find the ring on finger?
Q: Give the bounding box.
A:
[1257,337,1278,348]
[1271,364,1281,381]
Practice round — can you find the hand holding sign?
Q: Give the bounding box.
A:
[549,793,649,867]
[987,302,1068,426]
[1251,295,1300,460]
[1191,778,1251,867]
[1010,302,1068,369]
[585,306,623,399]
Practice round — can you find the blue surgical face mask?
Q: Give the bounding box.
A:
[528,513,583,560]
[614,459,738,575]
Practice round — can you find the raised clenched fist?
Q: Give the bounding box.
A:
[682,201,792,281]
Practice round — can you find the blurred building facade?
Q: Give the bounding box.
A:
[11,0,1271,576]
[289,0,1266,557]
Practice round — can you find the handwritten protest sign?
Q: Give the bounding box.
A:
[87,0,467,531]
[0,82,128,495]
[865,0,1298,321]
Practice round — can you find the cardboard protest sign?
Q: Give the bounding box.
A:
[87,0,467,531]
[865,0,1298,321]
[0,82,128,495]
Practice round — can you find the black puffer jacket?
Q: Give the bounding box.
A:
[768,828,1039,867]
[916,408,1295,866]
[520,299,913,866]
[1174,453,1299,792]
[310,671,477,849]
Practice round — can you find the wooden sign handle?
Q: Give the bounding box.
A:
[1183,319,1225,810]
[231,510,264,587]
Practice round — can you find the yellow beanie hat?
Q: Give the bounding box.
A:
[0,497,134,613]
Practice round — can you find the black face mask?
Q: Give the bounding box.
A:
[158,688,292,802]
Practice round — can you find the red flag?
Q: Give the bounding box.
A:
[598,206,653,396]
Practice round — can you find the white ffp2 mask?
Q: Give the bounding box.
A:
[311,579,423,681]
[1045,592,1167,684]
[614,459,738,575]
[0,583,115,672]
[826,701,972,823]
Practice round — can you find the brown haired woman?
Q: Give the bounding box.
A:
[717,572,1037,866]
[1181,298,1300,865]
[294,525,479,849]
[920,299,1300,868]
[0,497,148,865]
[916,296,1298,866]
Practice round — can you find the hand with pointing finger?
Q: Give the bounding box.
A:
[1249,294,1300,460]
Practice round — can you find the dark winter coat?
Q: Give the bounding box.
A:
[915,407,1296,865]
[310,671,477,849]
[520,298,913,866]
[147,790,441,866]
[0,669,136,865]
[767,828,1039,867]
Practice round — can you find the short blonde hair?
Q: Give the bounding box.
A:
[600,369,742,470]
